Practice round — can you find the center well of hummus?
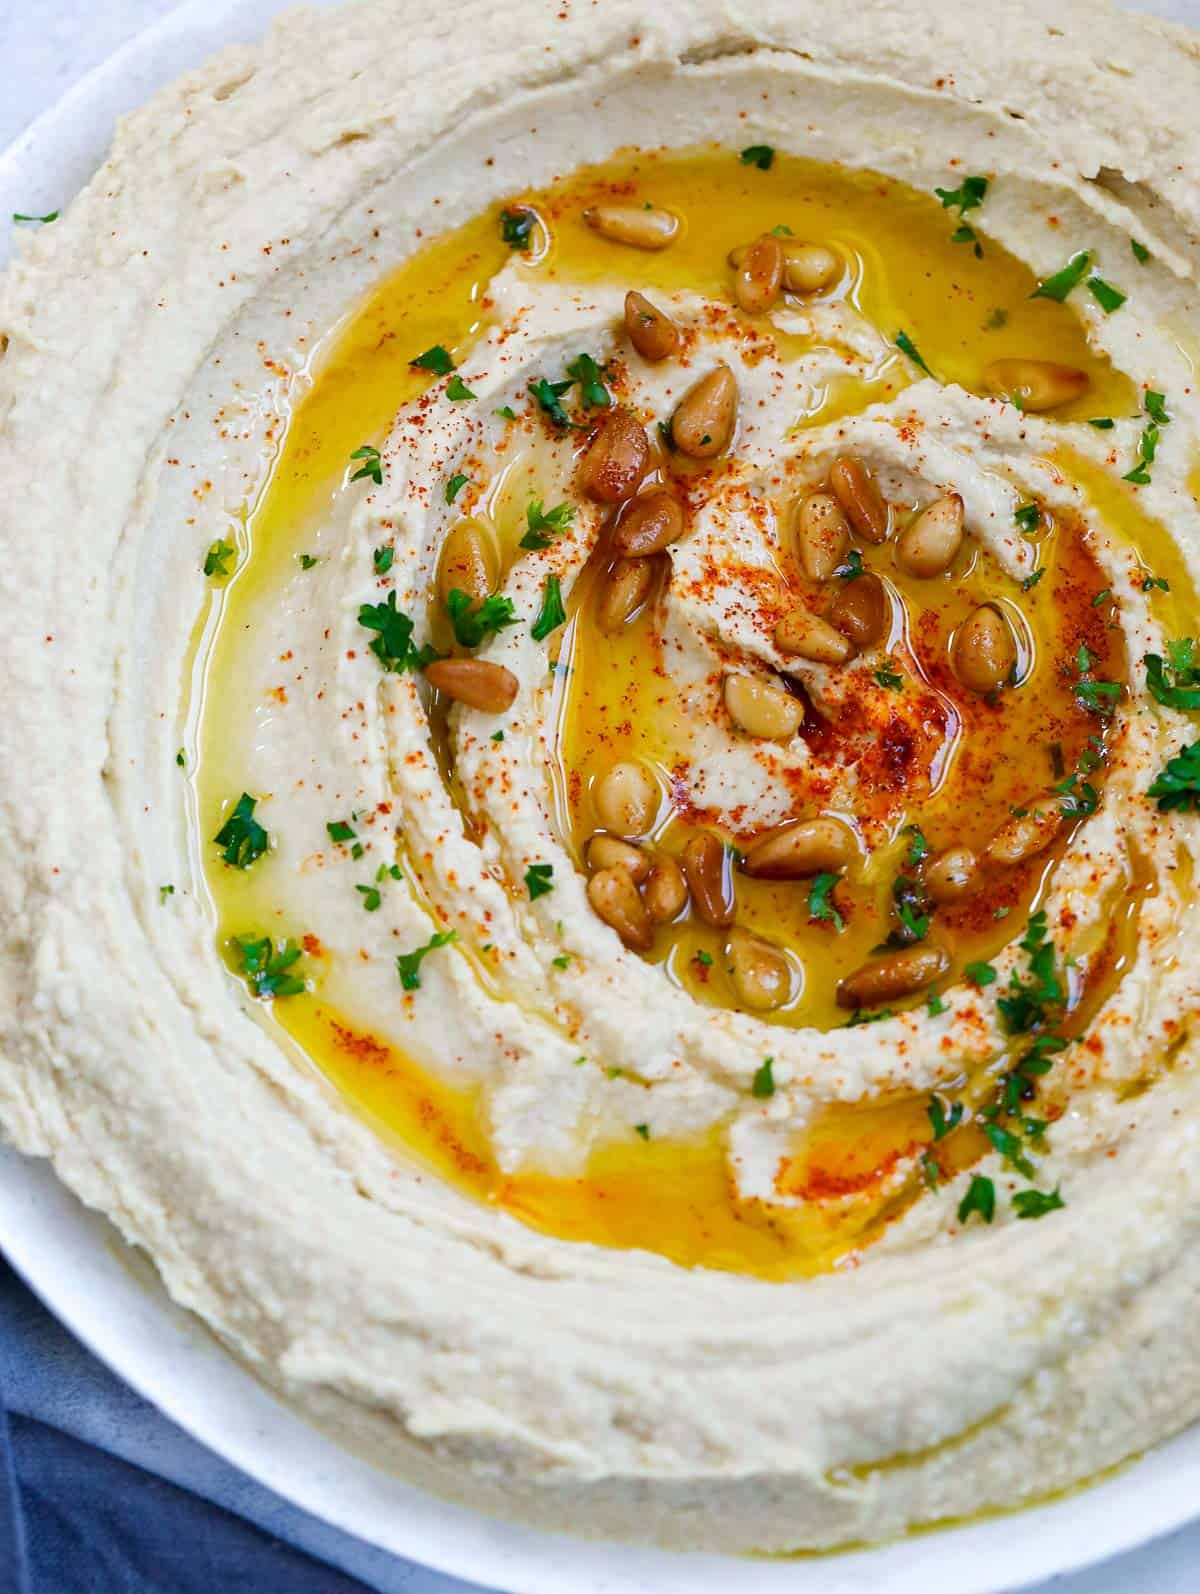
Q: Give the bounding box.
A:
[188,148,1185,1277]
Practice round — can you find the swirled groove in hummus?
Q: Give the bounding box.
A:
[7,0,1200,1555]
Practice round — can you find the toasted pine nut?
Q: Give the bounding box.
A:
[829,456,890,543]
[734,233,784,315]
[774,606,855,664]
[670,365,738,459]
[727,928,792,1012]
[587,867,654,950]
[782,242,841,294]
[583,204,680,251]
[794,492,851,583]
[741,817,856,879]
[593,760,660,838]
[897,494,965,579]
[577,410,650,504]
[984,359,1089,413]
[424,658,518,713]
[612,490,685,558]
[681,833,735,928]
[984,799,1061,867]
[644,855,688,922]
[624,290,680,361]
[585,834,650,884]
[724,674,804,741]
[837,943,950,1008]
[953,604,1017,695]
[830,571,888,647]
[924,845,979,903]
[596,555,659,633]
[438,517,495,605]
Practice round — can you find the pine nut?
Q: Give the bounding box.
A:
[438,517,495,605]
[681,833,735,928]
[924,845,979,903]
[583,205,680,251]
[624,290,680,361]
[577,410,650,504]
[897,493,964,579]
[724,673,804,741]
[612,490,685,558]
[781,242,840,294]
[774,606,855,664]
[424,658,519,713]
[596,555,659,633]
[587,867,654,950]
[741,817,856,878]
[734,233,784,315]
[593,760,660,838]
[585,834,650,884]
[837,943,950,1008]
[985,800,1061,867]
[794,492,851,582]
[644,855,688,922]
[727,928,792,1011]
[830,571,888,647]
[953,604,1017,695]
[984,359,1089,413]
[670,365,737,459]
[829,456,890,543]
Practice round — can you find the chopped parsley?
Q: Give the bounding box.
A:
[890,874,931,945]
[213,793,268,869]
[807,872,845,931]
[740,144,775,170]
[396,929,457,991]
[445,588,519,649]
[836,550,865,581]
[410,344,454,376]
[1131,238,1151,265]
[326,819,356,843]
[1144,390,1171,425]
[635,1123,651,1141]
[984,307,1009,331]
[528,376,574,428]
[997,911,1063,1035]
[524,862,554,899]
[445,472,470,504]
[552,952,571,970]
[500,206,536,250]
[296,553,319,570]
[926,992,947,1017]
[349,443,383,485]
[894,329,933,377]
[934,174,988,257]
[694,949,714,968]
[565,352,611,410]
[373,543,394,574]
[957,1174,996,1225]
[12,210,58,224]
[495,405,517,422]
[203,539,235,579]
[1087,417,1115,430]
[982,1120,1036,1179]
[356,883,382,912]
[491,729,505,743]
[752,1057,776,1099]
[1124,391,1169,485]
[232,934,307,999]
[845,1007,893,1027]
[530,574,566,641]
[357,590,441,672]
[1088,275,1126,314]
[1022,568,1044,592]
[927,1095,963,1140]
[1014,502,1040,533]
[158,884,175,905]
[520,499,576,550]
[1074,644,1121,716]
[1143,639,1200,711]
[1148,740,1200,812]
[445,375,475,402]
[175,749,186,768]
[903,824,929,868]
[1031,250,1091,302]
[873,662,904,692]
[1013,1186,1065,1220]
[965,960,997,987]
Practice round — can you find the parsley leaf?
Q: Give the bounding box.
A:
[446,375,475,402]
[1031,250,1091,302]
[1013,1186,1065,1219]
[752,1057,776,1098]
[519,499,576,550]
[1088,417,1115,430]
[528,376,574,428]
[1014,502,1040,533]
[997,911,1063,1035]
[349,444,382,485]
[231,934,306,999]
[524,862,554,899]
[326,820,356,842]
[566,352,611,410]
[445,472,470,504]
[1131,239,1151,265]
[12,211,58,224]
[983,1120,1036,1179]
[836,549,865,581]
[356,883,382,912]
[873,662,904,691]
[965,960,997,986]
[297,553,319,569]
[445,588,519,649]
[530,574,566,641]
[1143,642,1200,711]
[213,793,268,869]
[396,929,457,991]
[1022,568,1044,593]
[927,1095,963,1140]
[808,872,844,931]
[373,543,394,574]
[1144,390,1171,425]
[500,206,536,250]
[203,539,235,579]
[1148,740,1200,811]
[410,345,454,376]
[740,145,775,170]
[957,1174,996,1225]
[895,329,933,377]
[1088,275,1126,314]
[935,175,988,215]
[357,590,441,672]
[903,824,929,868]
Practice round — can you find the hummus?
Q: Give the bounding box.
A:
[3,0,1200,1555]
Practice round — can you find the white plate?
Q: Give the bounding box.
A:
[3,3,1200,1591]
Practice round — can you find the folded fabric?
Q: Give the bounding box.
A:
[0,1258,475,1594]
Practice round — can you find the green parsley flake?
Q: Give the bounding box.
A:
[326,819,356,842]
[500,207,536,250]
[965,960,997,987]
[927,1095,963,1140]
[297,553,319,569]
[566,352,611,410]
[752,1057,776,1098]
[1087,417,1115,430]
[175,749,186,768]
[525,862,554,899]
[520,499,576,550]
[358,590,441,673]
[740,144,775,170]
[1131,239,1151,265]
[158,885,175,905]
[957,1174,996,1225]
[446,375,475,402]
[446,589,519,649]
[528,376,574,428]
[1031,250,1091,302]
[1148,740,1200,812]
[356,883,381,912]
[410,345,454,376]
[396,929,457,991]
[873,662,904,692]
[203,539,235,579]
[531,574,566,641]
[1014,502,1040,533]
[349,444,383,485]
[1143,639,1200,711]
[445,472,470,504]
[1013,1186,1065,1219]
[894,330,933,377]
[1088,275,1126,314]
[808,872,845,931]
[213,793,268,869]
[12,211,58,224]
[232,934,307,999]
[1022,568,1045,593]
[635,1123,651,1140]
[373,543,394,574]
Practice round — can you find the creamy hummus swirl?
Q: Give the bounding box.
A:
[4,0,1200,1557]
